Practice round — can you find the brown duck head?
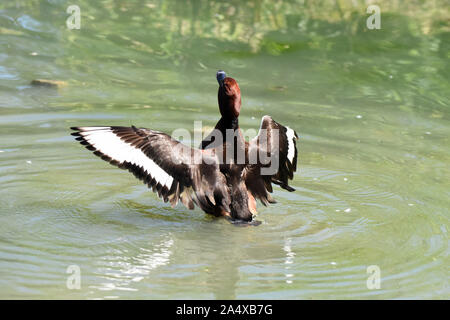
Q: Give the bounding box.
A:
[217,70,241,120]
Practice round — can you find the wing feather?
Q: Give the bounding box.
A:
[245,116,298,205]
[71,126,230,212]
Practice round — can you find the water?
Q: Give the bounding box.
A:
[0,0,448,299]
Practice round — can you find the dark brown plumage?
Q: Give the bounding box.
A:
[71,71,298,223]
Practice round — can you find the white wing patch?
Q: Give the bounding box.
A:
[79,128,174,189]
[285,127,296,164]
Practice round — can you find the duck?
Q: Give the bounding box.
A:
[71,71,298,224]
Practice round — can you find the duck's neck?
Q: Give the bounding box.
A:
[217,116,239,132]
[227,117,239,130]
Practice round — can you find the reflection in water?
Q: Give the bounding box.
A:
[283,238,295,285]
[91,237,173,295]
[205,248,241,300]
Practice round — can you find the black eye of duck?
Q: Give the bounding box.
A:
[71,71,298,224]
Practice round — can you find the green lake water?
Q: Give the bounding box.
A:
[0,0,448,299]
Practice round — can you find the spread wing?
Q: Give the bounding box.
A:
[71,126,231,213]
[245,115,298,205]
